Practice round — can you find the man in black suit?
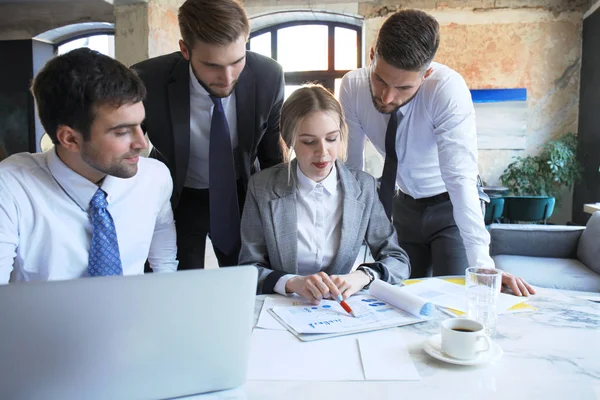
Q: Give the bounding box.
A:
[133,0,284,269]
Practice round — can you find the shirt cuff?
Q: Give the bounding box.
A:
[274,274,298,296]
[364,267,380,281]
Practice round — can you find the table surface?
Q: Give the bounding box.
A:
[191,285,600,400]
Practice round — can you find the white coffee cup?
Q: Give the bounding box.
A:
[441,318,492,360]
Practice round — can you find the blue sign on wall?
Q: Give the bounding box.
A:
[470,88,527,150]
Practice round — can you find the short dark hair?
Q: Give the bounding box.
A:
[30,48,146,144]
[374,9,440,72]
[178,0,249,47]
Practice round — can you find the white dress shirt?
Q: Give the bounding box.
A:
[274,164,343,294]
[185,64,238,189]
[0,149,178,283]
[340,63,493,268]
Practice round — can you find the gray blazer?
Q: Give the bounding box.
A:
[239,160,411,294]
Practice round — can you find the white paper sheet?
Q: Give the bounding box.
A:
[358,330,420,381]
[247,329,364,381]
[270,294,422,334]
[370,279,433,316]
[248,329,420,381]
[256,296,310,330]
[400,278,529,313]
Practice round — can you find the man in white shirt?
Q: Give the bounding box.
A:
[340,9,534,296]
[0,48,178,283]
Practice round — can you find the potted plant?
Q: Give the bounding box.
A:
[499,133,581,222]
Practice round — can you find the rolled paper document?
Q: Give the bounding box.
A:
[369,279,434,317]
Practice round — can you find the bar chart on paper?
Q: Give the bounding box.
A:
[269,294,426,339]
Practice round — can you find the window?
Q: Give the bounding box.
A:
[249,22,361,99]
[57,34,115,58]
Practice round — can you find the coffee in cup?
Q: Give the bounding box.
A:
[441,318,491,360]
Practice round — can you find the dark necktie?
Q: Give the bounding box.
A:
[209,95,240,256]
[379,111,400,219]
[88,188,123,276]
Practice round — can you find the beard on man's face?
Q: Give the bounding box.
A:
[368,79,423,115]
[368,80,399,115]
[371,96,399,114]
[80,142,141,179]
[190,64,238,99]
[203,79,239,98]
[197,77,238,98]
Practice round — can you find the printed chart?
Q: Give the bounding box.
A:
[270,295,422,334]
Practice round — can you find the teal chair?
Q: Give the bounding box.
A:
[503,196,555,224]
[484,197,505,226]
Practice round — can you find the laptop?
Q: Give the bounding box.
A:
[0,266,257,400]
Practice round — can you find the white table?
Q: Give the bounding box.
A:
[193,286,600,400]
[584,203,600,214]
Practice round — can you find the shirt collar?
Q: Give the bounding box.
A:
[46,147,124,212]
[398,102,410,116]
[296,163,338,197]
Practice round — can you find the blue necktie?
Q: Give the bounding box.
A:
[379,111,400,219]
[209,95,240,256]
[88,188,123,276]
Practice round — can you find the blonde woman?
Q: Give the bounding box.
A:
[239,84,410,304]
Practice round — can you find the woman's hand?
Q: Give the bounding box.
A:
[330,270,370,300]
[285,272,342,304]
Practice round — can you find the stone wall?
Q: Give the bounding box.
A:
[147,0,181,57]
[0,1,114,40]
[244,0,587,222]
[363,8,582,185]
[114,0,181,66]
[115,3,149,66]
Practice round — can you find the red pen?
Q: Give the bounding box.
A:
[335,294,356,318]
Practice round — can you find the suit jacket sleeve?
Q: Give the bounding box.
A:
[361,175,411,284]
[238,175,285,294]
[256,65,284,170]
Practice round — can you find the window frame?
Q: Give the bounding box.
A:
[55,32,115,57]
[248,21,362,93]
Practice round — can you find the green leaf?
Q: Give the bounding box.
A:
[499,132,582,205]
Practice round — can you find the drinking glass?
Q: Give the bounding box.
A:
[465,267,503,337]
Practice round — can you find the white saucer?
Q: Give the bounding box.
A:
[423,334,503,366]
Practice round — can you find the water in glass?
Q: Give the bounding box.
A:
[467,285,498,336]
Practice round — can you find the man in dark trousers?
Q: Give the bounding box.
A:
[133,0,284,269]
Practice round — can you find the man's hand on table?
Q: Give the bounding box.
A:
[502,271,536,297]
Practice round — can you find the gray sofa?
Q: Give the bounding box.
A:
[489,211,600,292]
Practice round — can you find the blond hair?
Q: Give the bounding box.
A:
[280,84,348,166]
